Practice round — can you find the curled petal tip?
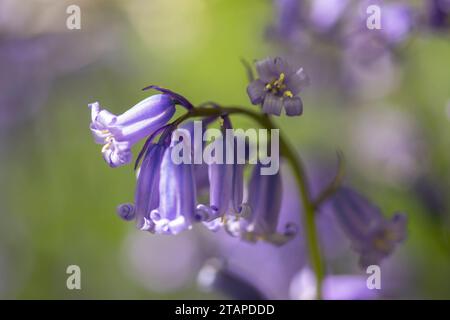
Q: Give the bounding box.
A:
[142,85,194,110]
[117,203,136,221]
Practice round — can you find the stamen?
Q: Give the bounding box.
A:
[101,136,114,152]
[283,90,293,98]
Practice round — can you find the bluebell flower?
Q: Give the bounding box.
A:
[331,187,407,268]
[149,137,199,235]
[134,143,168,231]
[428,0,450,29]
[89,94,176,167]
[247,57,309,116]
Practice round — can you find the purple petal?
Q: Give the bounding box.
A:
[117,203,136,221]
[310,0,349,32]
[284,97,303,116]
[262,94,283,116]
[153,143,198,234]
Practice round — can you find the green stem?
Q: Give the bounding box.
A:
[177,106,324,299]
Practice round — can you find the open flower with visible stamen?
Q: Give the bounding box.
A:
[89,94,176,167]
[247,57,309,116]
[428,0,450,29]
[331,187,407,268]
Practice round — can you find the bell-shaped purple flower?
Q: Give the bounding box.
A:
[149,139,198,235]
[331,187,407,268]
[310,0,349,32]
[89,94,176,167]
[428,0,450,29]
[247,57,309,116]
[228,163,296,245]
[381,4,414,44]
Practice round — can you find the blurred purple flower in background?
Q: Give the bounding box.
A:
[198,258,268,299]
[89,95,176,167]
[331,187,407,268]
[289,267,378,300]
[265,0,422,101]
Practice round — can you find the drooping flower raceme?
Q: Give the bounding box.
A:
[247,57,309,116]
[331,187,407,268]
[89,94,175,167]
